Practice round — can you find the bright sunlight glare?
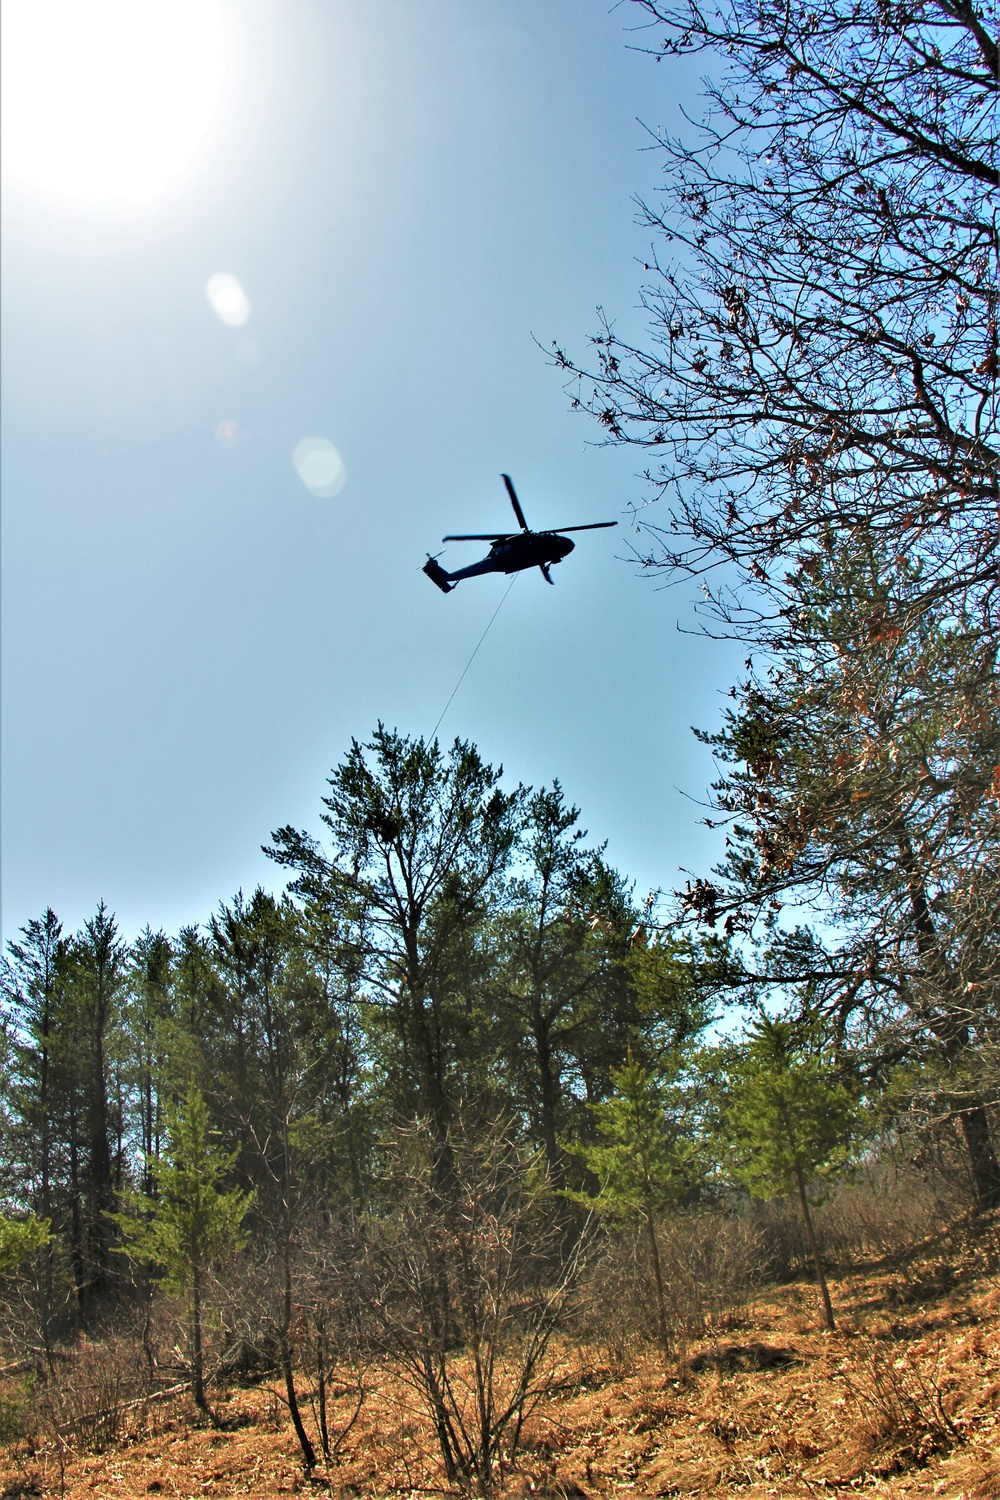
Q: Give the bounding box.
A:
[1,0,226,202]
[206,273,251,327]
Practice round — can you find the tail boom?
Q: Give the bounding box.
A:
[423,557,455,592]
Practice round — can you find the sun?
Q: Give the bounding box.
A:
[1,0,227,203]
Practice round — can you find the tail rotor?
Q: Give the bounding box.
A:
[423,555,454,593]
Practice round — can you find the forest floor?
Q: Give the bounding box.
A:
[3,1228,999,1500]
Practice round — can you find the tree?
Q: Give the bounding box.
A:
[266,725,523,1139]
[574,1054,700,1353]
[555,0,999,1209]
[561,0,997,630]
[719,1014,860,1329]
[129,929,173,1199]
[206,888,327,1468]
[1,910,69,1345]
[695,543,1000,1209]
[493,785,639,1183]
[115,1086,252,1413]
[68,902,129,1310]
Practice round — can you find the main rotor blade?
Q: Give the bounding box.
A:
[442,532,511,542]
[543,521,618,534]
[501,474,530,531]
[540,563,554,585]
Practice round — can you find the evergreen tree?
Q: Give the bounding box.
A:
[0,1213,51,1277]
[495,785,638,1182]
[1,910,75,1342]
[69,903,128,1310]
[266,725,523,1137]
[555,0,999,1207]
[719,1014,860,1329]
[115,1086,252,1413]
[129,929,173,1197]
[698,550,1000,1209]
[575,1053,700,1352]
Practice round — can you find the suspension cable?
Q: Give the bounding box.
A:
[429,573,519,742]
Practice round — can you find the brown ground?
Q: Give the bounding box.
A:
[3,1244,998,1499]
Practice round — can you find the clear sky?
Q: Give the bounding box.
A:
[1,0,739,944]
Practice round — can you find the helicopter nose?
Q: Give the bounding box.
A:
[559,536,575,557]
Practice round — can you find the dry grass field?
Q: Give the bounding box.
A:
[3,1218,998,1500]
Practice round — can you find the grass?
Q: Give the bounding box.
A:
[2,1231,998,1498]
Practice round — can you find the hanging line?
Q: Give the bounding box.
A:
[429,572,519,742]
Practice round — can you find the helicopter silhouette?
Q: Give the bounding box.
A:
[423,474,616,592]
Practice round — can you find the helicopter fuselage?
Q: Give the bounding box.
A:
[487,531,574,573]
[425,532,574,591]
[423,475,615,593]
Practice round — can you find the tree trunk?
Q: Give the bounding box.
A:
[643,1202,671,1356]
[280,1335,317,1471]
[794,1162,835,1330]
[191,1266,207,1413]
[532,1014,564,1188]
[959,1100,1000,1213]
[316,1328,330,1460]
[280,1223,316,1470]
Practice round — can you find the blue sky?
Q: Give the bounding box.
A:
[1,0,739,942]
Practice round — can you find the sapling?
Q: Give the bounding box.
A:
[115,1086,253,1412]
[576,1053,699,1355]
[721,1014,859,1330]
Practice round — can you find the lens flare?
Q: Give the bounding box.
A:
[293,438,347,498]
[206,274,251,327]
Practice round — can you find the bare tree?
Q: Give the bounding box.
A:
[560,0,997,634]
[555,0,999,1207]
[359,1118,589,1494]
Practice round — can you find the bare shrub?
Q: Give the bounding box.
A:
[32,1336,152,1456]
[656,1211,764,1335]
[816,1156,968,1266]
[357,1117,587,1495]
[747,1152,965,1284]
[840,1335,964,1471]
[576,1210,763,1363]
[749,1194,819,1283]
[214,1256,282,1388]
[581,1147,974,1356]
[573,1228,649,1374]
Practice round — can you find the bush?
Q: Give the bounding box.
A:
[33,1336,153,1455]
[840,1335,963,1472]
[357,1118,586,1493]
[578,1209,763,1360]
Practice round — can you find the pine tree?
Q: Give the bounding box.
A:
[266,725,523,1137]
[720,1014,860,1330]
[1,910,74,1344]
[115,1086,252,1413]
[576,1054,700,1353]
[495,785,638,1183]
[68,903,128,1310]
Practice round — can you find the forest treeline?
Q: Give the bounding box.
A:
[2,0,998,1486]
[0,725,994,1440]
[0,733,728,1330]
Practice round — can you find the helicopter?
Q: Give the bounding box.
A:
[423,474,616,592]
